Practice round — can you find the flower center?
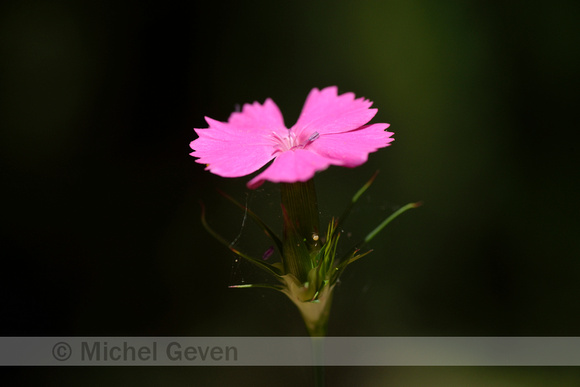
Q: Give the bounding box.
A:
[270,131,320,155]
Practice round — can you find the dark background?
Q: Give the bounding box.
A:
[1,0,579,385]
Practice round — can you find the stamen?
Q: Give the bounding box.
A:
[308,132,320,142]
[270,130,320,154]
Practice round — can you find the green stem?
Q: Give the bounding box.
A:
[314,365,325,387]
[278,180,335,387]
[312,336,325,387]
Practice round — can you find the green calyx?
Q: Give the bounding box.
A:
[279,180,320,283]
[201,172,421,335]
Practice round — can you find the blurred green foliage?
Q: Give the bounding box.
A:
[1,0,579,385]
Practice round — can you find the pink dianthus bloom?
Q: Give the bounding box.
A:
[190,86,394,189]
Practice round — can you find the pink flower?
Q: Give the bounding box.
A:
[190,86,394,189]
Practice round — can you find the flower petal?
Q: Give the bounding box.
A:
[291,86,377,141]
[308,123,394,167]
[247,149,332,189]
[190,99,289,177]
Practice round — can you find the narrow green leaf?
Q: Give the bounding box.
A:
[346,249,374,265]
[352,170,380,203]
[335,171,379,236]
[331,249,373,284]
[229,283,285,291]
[336,201,421,269]
[217,189,284,255]
[362,202,422,247]
[200,201,282,278]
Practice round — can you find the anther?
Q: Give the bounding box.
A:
[308,132,320,142]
